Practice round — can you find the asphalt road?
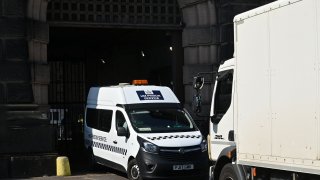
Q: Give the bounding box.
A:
[26,155,208,180]
[31,167,128,180]
[32,173,127,180]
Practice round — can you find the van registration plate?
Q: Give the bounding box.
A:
[173,164,194,170]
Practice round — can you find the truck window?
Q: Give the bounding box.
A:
[214,70,233,115]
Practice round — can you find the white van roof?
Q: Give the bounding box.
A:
[87,85,180,106]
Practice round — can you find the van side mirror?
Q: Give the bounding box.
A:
[117,127,129,137]
[193,76,204,90]
[210,114,223,124]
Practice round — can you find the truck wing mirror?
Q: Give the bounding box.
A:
[193,76,204,113]
[117,127,129,137]
[211,114,223,124]
[193,76,204,90]
[192,94,202,113]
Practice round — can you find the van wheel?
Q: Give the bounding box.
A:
[219,163,237,180]
[127,159,142,180]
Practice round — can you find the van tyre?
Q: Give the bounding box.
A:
[219,163,237,180]
[128,159,142,180]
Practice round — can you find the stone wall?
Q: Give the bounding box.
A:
[0,0,32,104]
[177,0,219,135]
[28,0,50,112]
[0,0,56,178]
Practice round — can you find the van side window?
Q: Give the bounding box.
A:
[99,109,113,132]
[86,108,99,129]
[116,111,127,131]
[86,108,112,132]
[214,70,233,115]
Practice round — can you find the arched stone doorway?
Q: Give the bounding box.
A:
[0,0,275,177]
[45,0,184,158]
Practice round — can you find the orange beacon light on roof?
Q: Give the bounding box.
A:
[132,80,148,85]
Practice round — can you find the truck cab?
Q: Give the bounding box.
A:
[194,59,236,179]
[206,59,237,180]
[209,59,235,163]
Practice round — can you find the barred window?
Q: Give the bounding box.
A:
[47,0,181,27]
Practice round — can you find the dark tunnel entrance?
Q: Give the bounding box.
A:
[47,27,182,163]
[49,27,175,87]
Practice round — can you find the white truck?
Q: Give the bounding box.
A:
[193,0,320,179]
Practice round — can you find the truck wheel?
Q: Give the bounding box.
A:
[127,159,142,180]
[219,163,237,180]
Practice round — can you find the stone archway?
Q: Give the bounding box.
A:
[0,0,276,177]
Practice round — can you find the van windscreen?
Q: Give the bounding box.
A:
[127,108,197,133]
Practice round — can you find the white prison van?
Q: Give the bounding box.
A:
[84,82,208,180]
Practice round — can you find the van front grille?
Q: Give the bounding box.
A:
[159,145,201,162]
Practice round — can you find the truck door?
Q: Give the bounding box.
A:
[210,69,235,160]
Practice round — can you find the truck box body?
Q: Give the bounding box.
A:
[234,0,320,175]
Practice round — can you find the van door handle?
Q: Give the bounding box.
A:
[113,140,117,144]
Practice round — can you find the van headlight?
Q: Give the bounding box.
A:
[143,142,159,154]
[200,139,208,152]
[137,136,159,154]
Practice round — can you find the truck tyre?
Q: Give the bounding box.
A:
[219,163,237,180]
[127,159,142,180]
